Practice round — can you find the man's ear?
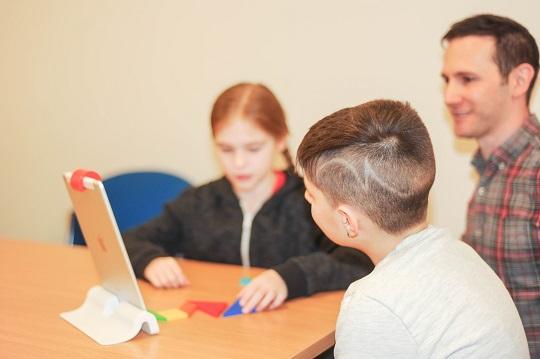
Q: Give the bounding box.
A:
[337,205,360,239]
[509,63,535,99]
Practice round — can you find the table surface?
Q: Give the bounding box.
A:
[0,238,344,358]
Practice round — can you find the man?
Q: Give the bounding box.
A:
[441,14,539,357]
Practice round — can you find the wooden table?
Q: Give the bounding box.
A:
[0,239,343,358]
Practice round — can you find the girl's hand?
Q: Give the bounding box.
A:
[236,269,288,313]
[144,257,190,288]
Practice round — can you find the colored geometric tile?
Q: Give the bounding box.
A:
[156,308,188,321]
[148,309,167,321]
[189,301,228,317]
[180,301,198,316]
[222,299,256,318]
[239,276,252,286]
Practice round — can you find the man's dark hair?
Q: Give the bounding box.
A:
[443,14,539,104]
[297,100,435,234]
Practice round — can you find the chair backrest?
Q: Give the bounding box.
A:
[69,171,191,245]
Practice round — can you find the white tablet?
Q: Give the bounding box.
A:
[63,171,146,310]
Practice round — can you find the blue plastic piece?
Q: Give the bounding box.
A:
[222,299,256,317]
[239,276,252,286]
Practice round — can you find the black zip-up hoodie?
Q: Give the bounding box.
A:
[123,172,373,299]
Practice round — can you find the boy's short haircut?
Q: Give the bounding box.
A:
[297,99,435,234]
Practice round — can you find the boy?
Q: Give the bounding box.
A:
[297,99,529,358]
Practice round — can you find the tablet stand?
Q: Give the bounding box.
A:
[61,285,159,345]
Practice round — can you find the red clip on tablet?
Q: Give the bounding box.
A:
[70,169,102,192]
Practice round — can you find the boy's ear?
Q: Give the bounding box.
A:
[337,205,360,239]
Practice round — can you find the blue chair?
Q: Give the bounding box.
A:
[69,171,191,245]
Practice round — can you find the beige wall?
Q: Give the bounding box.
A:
[1,0,539,243]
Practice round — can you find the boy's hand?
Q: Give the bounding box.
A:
[144,257,190,288]
[237,269,288,313]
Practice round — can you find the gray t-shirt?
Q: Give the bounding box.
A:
[335,226,529,359]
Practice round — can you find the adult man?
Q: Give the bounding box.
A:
[442,14,539,357]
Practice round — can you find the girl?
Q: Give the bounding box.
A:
[124,83,372,313]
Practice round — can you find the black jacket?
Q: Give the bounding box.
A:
[123,173,373,298]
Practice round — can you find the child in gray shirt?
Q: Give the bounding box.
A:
[297,99,528,358]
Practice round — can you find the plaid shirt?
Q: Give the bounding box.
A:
[463,114,540,358]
